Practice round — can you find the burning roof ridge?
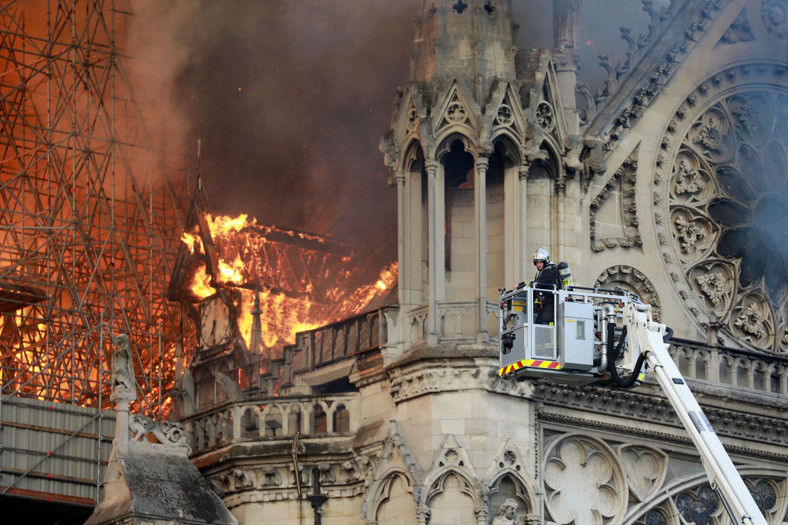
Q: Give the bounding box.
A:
[203,212,350,252]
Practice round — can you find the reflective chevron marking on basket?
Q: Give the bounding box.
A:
[499,359,562,376]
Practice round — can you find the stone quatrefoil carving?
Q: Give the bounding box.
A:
[543,435,628,525]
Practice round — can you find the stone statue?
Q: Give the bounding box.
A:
[215,370,244,401]
[554,0,581,54]
[111,334,136,454]
[491,498,518,525]
[111,334,136,400]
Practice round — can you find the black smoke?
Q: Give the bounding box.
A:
[131,0,665,267]
[137,0,420,267]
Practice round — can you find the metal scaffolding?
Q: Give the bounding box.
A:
[0,0,188,417]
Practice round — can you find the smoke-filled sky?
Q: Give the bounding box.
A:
[130,0,422,267]
[128,0,662,265]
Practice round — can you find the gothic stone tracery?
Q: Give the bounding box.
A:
[654,63,788,352]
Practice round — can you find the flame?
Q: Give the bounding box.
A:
[190,265,216,298]
[180,213,399,354]
[181,231,203,254]
[206,213,255,235]
[219,254,245,284]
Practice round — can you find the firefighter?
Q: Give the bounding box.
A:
[532,248,559,325]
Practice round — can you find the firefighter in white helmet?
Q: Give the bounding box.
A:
[532,248,559,325]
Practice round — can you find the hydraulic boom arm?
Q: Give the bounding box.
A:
[623,303,767,525]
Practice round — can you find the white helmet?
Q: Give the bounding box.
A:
[532,248,549,265]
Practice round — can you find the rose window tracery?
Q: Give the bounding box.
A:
[446,101,468,124]
[751,479,778,513]
[543,435,626,525]
[638,509,669,525]
[536,101,555,132]
[664,84,788,352]
[495,104,514,127]
[674,485,721,525]
[668,479,783,524]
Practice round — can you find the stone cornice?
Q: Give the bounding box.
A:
[533,382,788,450]
[538,412,788,463]
[202,440,386,503]
[388,356,533,403]
[350,349,387,387]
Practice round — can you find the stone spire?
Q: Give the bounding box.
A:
[552,0,581,133]
[249,286,263,356]
[382,0,538,353]
[410,0,518,100]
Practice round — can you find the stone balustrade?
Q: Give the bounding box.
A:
[293,309,387,373]
[184,393,359,454]
[404,301,500,345]
[670,338,788,395]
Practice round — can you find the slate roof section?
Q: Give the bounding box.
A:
[86,447,237,525]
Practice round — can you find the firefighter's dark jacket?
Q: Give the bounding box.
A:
[533,263,559,311]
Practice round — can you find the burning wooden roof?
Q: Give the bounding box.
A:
[168,198,397,357]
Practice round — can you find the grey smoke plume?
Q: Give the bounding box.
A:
[128,0,666,264]
[130,0,419,267]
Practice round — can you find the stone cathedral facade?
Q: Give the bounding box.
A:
[180,1,788,524]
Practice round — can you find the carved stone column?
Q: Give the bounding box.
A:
[702,314,722,383]
[475,155,490,342]
[394,170,408,307]
[426,159,441,344]
[553,0,581,134]
[111,334,136,456]
[519,163,531,281]
[416,505,431,525]
[474,505,489,525]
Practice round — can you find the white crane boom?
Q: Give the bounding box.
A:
[623,303,767,525]
[498,284,768,524]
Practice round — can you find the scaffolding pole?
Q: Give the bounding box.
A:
[0,0,188,418]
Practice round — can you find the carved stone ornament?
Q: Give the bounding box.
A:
[495,103,514,127]
[437,83,473,131]
[534,384,788,453]
[761,0,788,39]
[362,421,421,522]
[129,414,190,450]
[596,0,728,151]
[417,434,483,522]
[719,8,755,45]
[446,101,468,124]
[654,63,788,352]
[366,472,419,524]
[595,265,661,322]
[543,434,627,525]
[111,334,136,403]
[617,444,668,503]
[536,101,555,133]
[389,360,532,403]
[483,439,535,524]
[730,292,775,348]
[670,207,717,263]
[687,260,735,316]
[589,149,642,252]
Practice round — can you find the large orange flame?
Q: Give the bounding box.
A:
[182,213,398,354]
